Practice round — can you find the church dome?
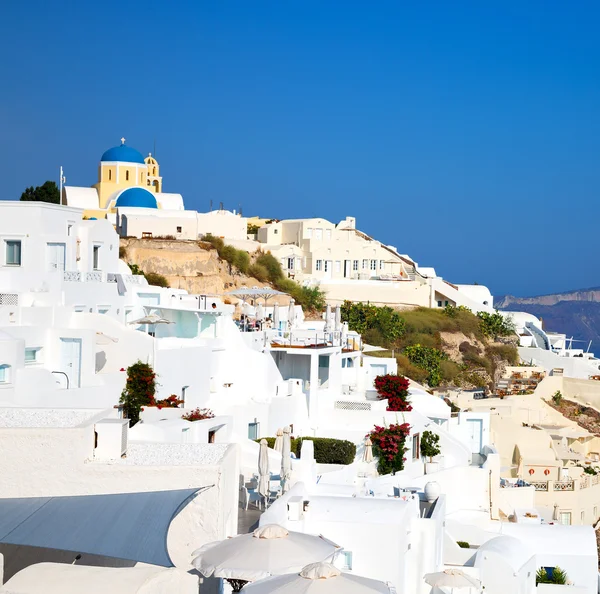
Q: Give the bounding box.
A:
[101,142,145,164]
[114,187,158,208]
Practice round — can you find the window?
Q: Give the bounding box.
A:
[437,300,443,307]
[306,228,313,239]
[25,348,40,364]
[324,260,330,272]
[445,301,449,306]
[316,260,323,271]
[370,259,377,271]
[176,226,182,233]
[362,259,368,270]
[67,224,73,237]
[140,172,144,183]
[318,355,330,368]
[339,551,353,570]
[287,257,295,270]
[559,512,571,525]
[125,170,130,181]
[353,260,359,271]
[335,261,341,273]
[325,229,332,240]
[93,245,100,270]
[108,170,112,181]
[315,228,323,240]
[380,260,385,269]
[248,422,260,440]
[6,240,21,266]
[97,306,110,314]
[412,433,420,460]
[0,364,10,383]
[74,305,85,313]
[274,229,278,234]
[342,358,354,369]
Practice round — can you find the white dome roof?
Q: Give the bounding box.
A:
[474,535,533,573]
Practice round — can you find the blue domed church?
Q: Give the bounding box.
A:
[63,138,184,219]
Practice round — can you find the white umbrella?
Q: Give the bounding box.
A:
[273,304,280,330]
[281,426,292,494]
[287,299,296,330]
[129,313,173,325]
[334,306,342,332]
[256,304,265,322]
[258,439,270,502]
[363,438,374,463]
[553,503,560,521]
[95,332,119,345]
[243,562,391,594]
[323,304,331,333]
[341,322,348,348]
[424,569,481,592]
[191,525,340,588]
[242,302,257,318]
[274,428,284,453]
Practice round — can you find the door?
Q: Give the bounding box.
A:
[344,260,351,278]
[47,243,66,272]
[60,338,82,388]
[466,419,483,453]
[324,260,333,280]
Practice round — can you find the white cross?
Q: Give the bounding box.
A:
[120,137,126,145]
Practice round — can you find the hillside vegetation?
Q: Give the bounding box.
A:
[343,302,518,390]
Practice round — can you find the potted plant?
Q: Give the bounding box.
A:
[421,430,441,474]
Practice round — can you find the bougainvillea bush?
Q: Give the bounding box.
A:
[374,374,412,412]
[120,361,156,426]
[182,408,215,422]
[154,395,184,409]
[368,422,411,475]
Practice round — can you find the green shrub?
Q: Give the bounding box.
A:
[295,437,356,465]
[440,359,462,384]
[536,567,568,585]
[256,437,356,465]
[256,252,284,282]
[340,301,405,348]
[144,272,169,288]
[456,541,470,549]
[248,263,269,282]
[477,311,516,339]
[421,430,441,461]
[486,344,519,366]
[233,250,250,274]
[552,390,563,405]
[396,354,430,384]
[404,344,448,387]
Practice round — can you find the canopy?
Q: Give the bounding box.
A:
[0,489,199,567]
[129,314,173,325]
[0,563,198,594]
[424,569,481,589]
[192,524,340,582]
[243,562,391,594]
[225,287,287,303]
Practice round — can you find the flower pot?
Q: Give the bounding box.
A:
[424,481,441,502]
[425,461,439,474]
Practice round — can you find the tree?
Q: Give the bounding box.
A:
[420,430,441,462]
[20,181,60,204]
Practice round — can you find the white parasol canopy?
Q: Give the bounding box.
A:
[287,299,296,330]
[334,306,342,332]
[256,304,265,322]
[242,562,391,594]
[273,304,280,329]
[273,428,284,453]
[424,569,482,591]
[281,426,292,494]
[242,303,257,318]
[129,313,173,325]
[323,304,332,333]
[191,525,340,582]
[363,438,374,463]
[258,439,270,500]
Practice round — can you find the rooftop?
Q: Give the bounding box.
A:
[120,443,229,466]
[0,409,103,428]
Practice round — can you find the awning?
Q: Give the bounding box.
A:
[225,287,288,302]
[0,489,199,567]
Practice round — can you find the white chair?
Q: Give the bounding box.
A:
[240,486,263,511]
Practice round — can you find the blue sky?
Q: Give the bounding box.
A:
[1,1,599,297]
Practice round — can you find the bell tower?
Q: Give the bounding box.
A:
[144,153,162,193]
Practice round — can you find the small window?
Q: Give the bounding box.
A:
[339,551,353,570]
[316,260,323,271]
[74,305,85,313]
[287,257,295,270]
[67,224,73,237]
[559,512,571,525]
[176,226,182,233]
[97,306,110,314]
[273,228,278,234]
[353,260,359,271]
[362,259,368,270]
[445,301,449,306]
[437,300,443,307]
[380,260,385,269]
[335,261,341,273]
[147,179,151,186]
[153,167,156,175]
[318,355,330,368]
[6,240,22,266]
[125,170,130,181]
[93,245,100,270]
[315,228,323,240]
[412,433,420,460]
[306,228,313,239]
[248,422,260,440]
[325,229,332,240]
[0,364,11,383]
[347,358,354,368]
[25,348,40,364]
[108,169,112,181]
[370,260,377,271]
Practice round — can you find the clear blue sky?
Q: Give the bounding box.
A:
[1,1,599,297]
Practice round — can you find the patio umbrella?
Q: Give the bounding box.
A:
[334,306,342,332]
[281,426,292,494]
[424,569,481,592]
[129,313,173,325]
[242,562,391,594]
[258,439,270,502]
[273,304,280,329]
[323,304,331,333]
[242,302,256,318]
[341,323,348,348]
[256,304,265,322]
[553,503,560,521]
[363,438,374,463]
[287,299,296,330]
[274,428,284,453]
[191,525,340,592]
